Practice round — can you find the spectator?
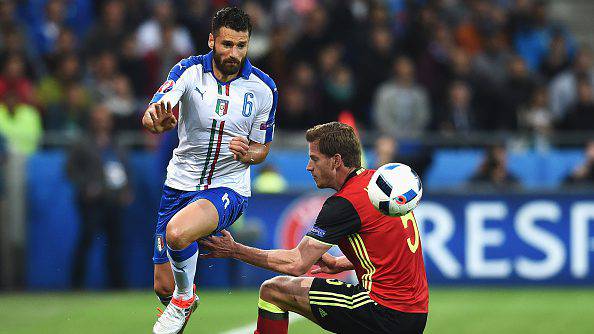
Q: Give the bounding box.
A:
[256,26,291,88]
[102,74,139,132]
[141,5,193,91]
[321,65,355,124]
[253,164,288,194]
[317,43,344,77]
[470,144,520,189]
[31,0,69,55]
[278,85,312,131]
[276,62,319,130]
[454,1,485,56]
[472,32,512,90]
[439,81,477,134]
[122,0,149,28]
[373,135,432,177]
[417,21,455,106]
[289,4,331,63]
[446,45,496,130]
[37,53,83,109]
[0,28,39,79]
[0,54,35,105]
[293,61,320,108]
[355,25,396,126]
[118,33,149,98]
[513,0,573,71]
[550,47,594,119]
[507,0,534,37]
[448,48,473,83]
[500,55,537,130]
[156,24,186,81]
[178,0,211,55]
[87,50,119,102]
[517,85,554,151]
[374,135,397,168]
[243,1,271,62]
[558,79,594,131]
[45,83,90,133]
[454,1,507,57]
[0,89,43,156]
[66,104,132,289]
[564,141,594,185]
[0,0,17,33]
[84,0,128,57]
[403,5,438,59]
[373,56,430,137]
[136,0,194,57]
[539,31,572,80]
[44,28,78,74]
[519,85,553,136]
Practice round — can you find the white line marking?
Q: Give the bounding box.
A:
[220,313,305,334]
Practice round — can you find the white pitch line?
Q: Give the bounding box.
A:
[220,313,305,334]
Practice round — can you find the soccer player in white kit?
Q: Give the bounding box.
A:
[143,7,277,334]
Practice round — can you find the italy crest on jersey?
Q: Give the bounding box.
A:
[215,98,229,116]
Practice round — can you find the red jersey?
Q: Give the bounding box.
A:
[306,168,429,313]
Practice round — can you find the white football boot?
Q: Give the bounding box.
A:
[153,290,199,334]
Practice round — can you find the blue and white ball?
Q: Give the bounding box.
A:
[367,163,423,217]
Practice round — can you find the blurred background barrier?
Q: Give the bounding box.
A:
[22,147,594,289]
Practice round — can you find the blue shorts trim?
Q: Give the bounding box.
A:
[152,185,248,264]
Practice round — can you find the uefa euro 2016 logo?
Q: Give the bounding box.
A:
[157,80,175,94]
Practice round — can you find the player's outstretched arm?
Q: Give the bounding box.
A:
[311,254,355,274]
[229,138,271,165]
[200,230,331,276]
[142,100,177,134]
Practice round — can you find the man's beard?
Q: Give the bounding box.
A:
[213,46,244,76]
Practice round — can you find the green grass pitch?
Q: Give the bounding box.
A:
[1,288,593,333]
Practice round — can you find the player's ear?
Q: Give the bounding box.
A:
[208,33,214,50]
[333,154,343,169]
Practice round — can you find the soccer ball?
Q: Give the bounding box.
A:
[367,163,423,217]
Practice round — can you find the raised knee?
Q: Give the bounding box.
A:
[259,277,289,302]
[166,224,188,249]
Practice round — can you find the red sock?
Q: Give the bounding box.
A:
[256,308,288,334]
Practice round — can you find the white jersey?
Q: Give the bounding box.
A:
[150,52,277,197]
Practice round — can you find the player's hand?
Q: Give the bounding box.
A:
[143,100,177,134]
[199,230,238,259]
[229,136,249,162]
[311,255,343,274]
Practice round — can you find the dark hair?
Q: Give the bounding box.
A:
[306,122,362,168]
[211,6,252,36]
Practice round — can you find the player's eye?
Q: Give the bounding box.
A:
[223,41,233,47]
[238,43,246,49]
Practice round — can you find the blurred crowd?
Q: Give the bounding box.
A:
[0,0,593,150]
[0,0,592,187]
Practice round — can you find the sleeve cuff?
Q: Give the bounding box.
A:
[304,235,335,247]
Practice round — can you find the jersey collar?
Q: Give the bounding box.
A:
[341,167,365,190]
[202,51,253,82]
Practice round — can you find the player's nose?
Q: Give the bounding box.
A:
[231,46,242,58]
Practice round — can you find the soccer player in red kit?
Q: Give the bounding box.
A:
[200,122,428,334]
